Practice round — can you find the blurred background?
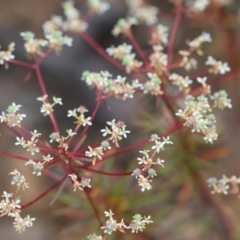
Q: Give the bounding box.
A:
[0,0,240,239]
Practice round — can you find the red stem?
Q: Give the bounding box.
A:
[84,188,104,227]
[21,174,68,209]
[36,48,52,65]
[109,122,183,158]
[82,122,184,168]
[0,150,38,162]
[83,11,94,23]
[77,166,132,176]
[190,69,240,96]
[126,31,149,66]
[72,92,103,152]
[76,30,148,84]
[80,31,125,71]
[167,4,184,65]
[35,64,60,133]
[9,59,33,68]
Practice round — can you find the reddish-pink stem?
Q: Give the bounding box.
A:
[20,125,49,147]
[77,166,132,176]
[72,92,103,152]
[126,31,149,66]
[190,69,240,96]
[83,11,94,23]
[76,31,148,83]
[84,188,104,227]
[36,48,53,65]
[105,122,183,158]
[9,59,33,68]
[167,4,184,65]
[0,150,38,162]
[82,122,184,168]
[35,64,60,133]
[80,31,125,71]
[21,174,68,209]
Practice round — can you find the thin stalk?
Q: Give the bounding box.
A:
[80,31,125,71]
[84,188,104,227]
[167,4,184,65]
[72,92,103,152]
[0,150,37,162]
[77,166,132,177]
[126,31,149,66]
[35,64,60,133]
[21,174,68,209]
[9,59,33,68]
[36,48,52,65]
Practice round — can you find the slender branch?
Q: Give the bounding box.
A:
[83,11,94,23]
[84,188,104,227]
[190,69,240,96]
[35,64,60,133]
[72,91,103,152]
[81,122,184,167]
[77,166,132,176]
[76,31,149,83]
[9,59,33,68]
[167,4,184,65]
[0,150,38,162]
[80,31,125,71]
[36,48,53,65]
[126,31,149,66]
[21,174,68,209]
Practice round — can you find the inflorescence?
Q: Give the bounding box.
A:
[0,0,236,238]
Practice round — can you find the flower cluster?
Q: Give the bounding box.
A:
[45,30,73,52]
[0,103,26,127]
[85,119,129,165]
[15,130,41,155]
[205,56,231,75]
[68,173,91,191]
[149,45,168,72]
[186,0,210,13]
[178,32,211,70]
[176,95,218,143]
[188,32,212,55]
[87,233,102,240]
[132,135,172,191]
[169,73,193,92]
[126,0,159,26]
[176,78,232,143]
[37,95,62,116]
[67,105,92,126]
[0,43,15,65]
[112,17,138,37]
[87,0,110,15]
[101,119,130,147]
[1,169,36,233]
[43,0,109,34]
[49,129,76,151]
[21,30,72,55]
[211,90,232,109]
[20,32,48,56]
[25,154,53,176]
[142,73,163,96]
[9,169,29,190]
[0,191,35,233]
[207,175,240,195]
[107,43,143,73]
[98,209,153,235]
[62,0,88,32]
[82,70,141,99]
[149,24,169,46]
